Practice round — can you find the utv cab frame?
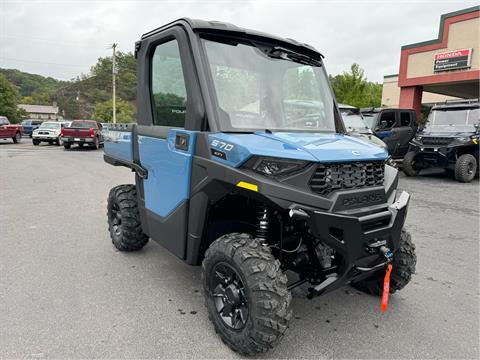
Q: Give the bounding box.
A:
[103,19,416,355]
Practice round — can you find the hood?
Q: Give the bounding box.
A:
[209,131,388,167]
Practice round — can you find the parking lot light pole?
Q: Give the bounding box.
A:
[112,43,118,124]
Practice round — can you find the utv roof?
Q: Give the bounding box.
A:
[141,18,323,60]
[432,98,479,111]
[338,104,358,110]
[360,107,417,113]
[360,107,384,113]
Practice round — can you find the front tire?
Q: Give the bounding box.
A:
[12,132,21,143]
[107,184,148,251]
[352,229,416,295]
[403,151,420,176]
[454,154,477,183]
[32,139,40,146]
[202,234,292,355]
[63,144,71,149]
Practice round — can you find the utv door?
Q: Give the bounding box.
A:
[395,111,416,157]
[134,27,203,259]
[375,110,399,155]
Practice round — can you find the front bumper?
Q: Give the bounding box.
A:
[290,191,410,296]
[33,134,59,141]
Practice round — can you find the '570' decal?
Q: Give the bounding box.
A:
[211,139,234,151]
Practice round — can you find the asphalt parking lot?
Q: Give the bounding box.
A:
[1,138,479,359]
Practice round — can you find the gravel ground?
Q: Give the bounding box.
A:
[0,139,478,359]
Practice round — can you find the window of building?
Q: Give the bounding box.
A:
[151,39,187,127]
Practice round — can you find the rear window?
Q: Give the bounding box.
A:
[70,121,97,129]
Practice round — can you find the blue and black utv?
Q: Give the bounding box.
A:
[103,19,416,355]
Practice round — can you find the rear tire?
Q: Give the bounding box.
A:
[403,151,420,176]
[107,184,148,251]
[63,144,71,149]
[202,234,292,355]
[454,154,476,183]
[12,132,21,143]
[352,229,416,295]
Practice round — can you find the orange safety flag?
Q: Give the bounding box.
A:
[381,264,393,313]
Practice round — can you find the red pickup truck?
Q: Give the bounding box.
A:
[0,116,24,143]
[61,120,104,150]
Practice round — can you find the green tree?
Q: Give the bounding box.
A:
[330,63,382,108]
[93,99,134,123]
[0,74,27,123]
[21,91,52,105]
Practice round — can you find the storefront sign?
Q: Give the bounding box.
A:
[433,49,472,72]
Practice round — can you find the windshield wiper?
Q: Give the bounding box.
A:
[267,46,322,66]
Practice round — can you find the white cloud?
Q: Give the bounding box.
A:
[0,0,475,81]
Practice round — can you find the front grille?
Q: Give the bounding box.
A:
[421,137,453,146]
[309,161,384,196]
[39,131,50,135]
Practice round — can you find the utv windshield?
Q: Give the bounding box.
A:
[202,38,336,132]
[425,107,479,132]
[361,113,378,129]
[340,110,370,132]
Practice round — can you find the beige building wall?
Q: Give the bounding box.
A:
[382,75,459,107]
[406,17,479,79]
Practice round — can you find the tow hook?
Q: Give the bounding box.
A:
[379,246,393,263]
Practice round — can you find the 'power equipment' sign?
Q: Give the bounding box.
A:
[433,49,472,72]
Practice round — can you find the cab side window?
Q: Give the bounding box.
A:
[400,111,412,127]
[378,111,396,130]
[151,39,187,127]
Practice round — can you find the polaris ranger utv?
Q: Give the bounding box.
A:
[103,19,416,355]
[404,99,479,182]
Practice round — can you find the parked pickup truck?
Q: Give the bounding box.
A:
[32,121,71,146]
[21,119,43,137]
[61,120,104,150]
[0,116,24,143]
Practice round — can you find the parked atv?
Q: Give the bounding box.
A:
[404,99,479,182]
[103,18,416,355]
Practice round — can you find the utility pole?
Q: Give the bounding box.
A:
[112,43,118,123]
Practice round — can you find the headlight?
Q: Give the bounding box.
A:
[415,135,422,141]
[248,157,309,177]
[457,137,470,142]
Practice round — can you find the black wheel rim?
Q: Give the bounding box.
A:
[467,162,474,174]
[211,263,249,330]
[111,202,122,236]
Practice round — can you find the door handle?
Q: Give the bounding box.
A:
[175,133,190,151]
